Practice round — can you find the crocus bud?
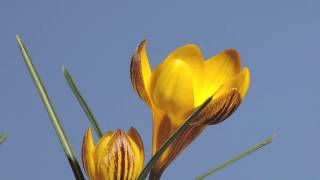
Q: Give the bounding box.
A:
[82,128,144,180]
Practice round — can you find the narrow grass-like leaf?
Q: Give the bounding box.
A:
[137,96,213,180]
[0,133,7,144]
[196,134,275,180]
[16,35,85,180]
[63,66,103,138]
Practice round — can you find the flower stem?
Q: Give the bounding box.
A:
[196,134,275,180]
[0,133,7,144]
[63,66,103,138]
[16,35,85,180]
[137,96,213,180]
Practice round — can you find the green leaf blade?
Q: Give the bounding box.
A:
[63,66,103,138]
[196,134,275,180]
[16,35,85,180]
[0,133,8,144]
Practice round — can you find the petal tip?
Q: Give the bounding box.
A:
[224,48,241,69]
[239,67,250,98]
[225,48,240,60]
[138,39,148,51]
[127,127,144,153]
[185,43,201,50]
[83,128,93,146]
[130,40,152,107]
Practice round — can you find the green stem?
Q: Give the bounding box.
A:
[0,133,7,144]
[196,134,275,180]
[63,66,103,138]
[137,96,213,180]
[16,35,85,180]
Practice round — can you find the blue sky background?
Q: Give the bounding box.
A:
[1,0,319,179]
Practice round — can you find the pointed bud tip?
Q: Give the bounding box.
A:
[224,48,240,59]
[135,39,148,53]
[114,129,126,137]
[141,39,148,45]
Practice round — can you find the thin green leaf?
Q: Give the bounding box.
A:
[0,133,7,144]
[63,66,103,138]
[196,134,275,180]
[137,96,213,180]
[16,35,85,180]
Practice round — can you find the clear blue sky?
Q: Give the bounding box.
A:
[1,0,319,179]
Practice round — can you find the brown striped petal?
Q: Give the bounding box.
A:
[193,88,242,125]
[130,40,153,107]
[96,129,144,180]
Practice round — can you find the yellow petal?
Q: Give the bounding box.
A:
[94,131,114,174]
[150,59,194,123]
[126,132,144,179]
[216,67,250,99]
[193,89,242,125]
[151,108,173,155]
[127,127,144,164]
[95,130,120,180]
[130,40,153,107]
[198,49,241,105]
[150,108,180,179]
[164,44,204,102]
[81,128,96,180]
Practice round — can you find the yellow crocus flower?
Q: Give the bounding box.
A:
[82,128,144,180]
[130,40,250,179]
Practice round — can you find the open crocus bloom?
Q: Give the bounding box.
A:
[82,128,144,180]
[130,40,250,179]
